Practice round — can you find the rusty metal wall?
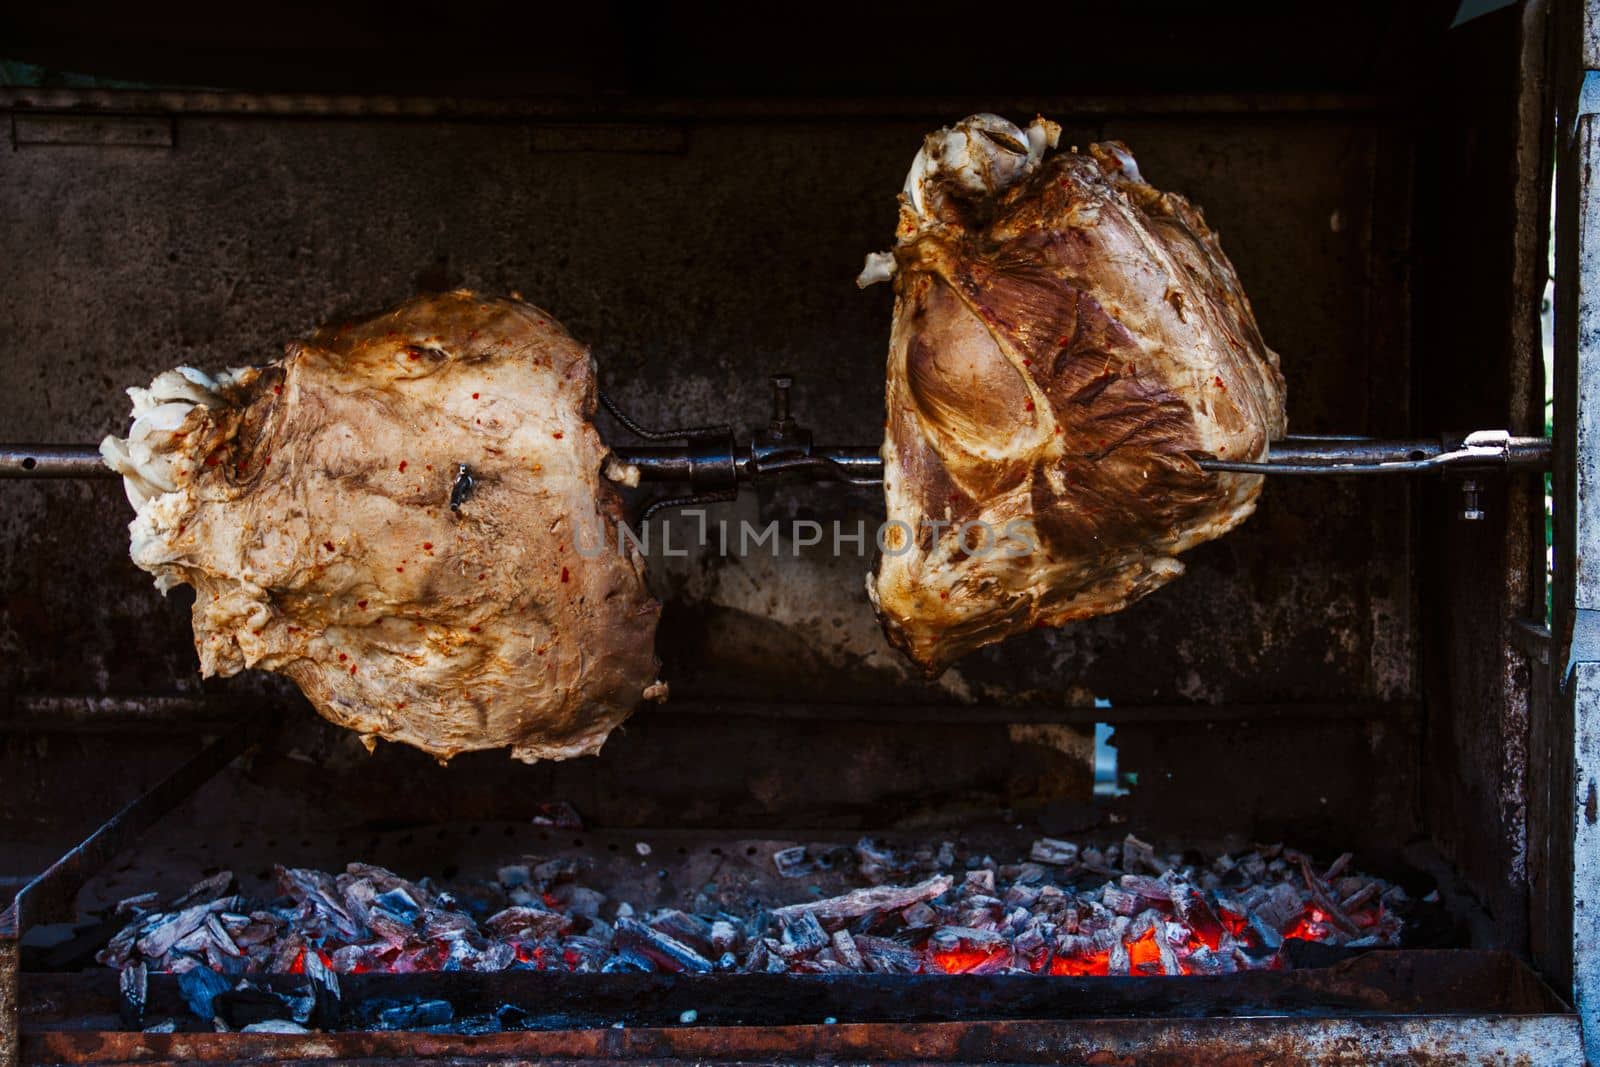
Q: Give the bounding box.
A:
[0,95,1436,863]
[0,103,1416,707]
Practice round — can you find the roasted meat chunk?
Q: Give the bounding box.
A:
[102,291,664,762]
[860,115,1287,673]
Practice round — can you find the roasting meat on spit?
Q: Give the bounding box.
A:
[101,291,665,762]
[860,115,1288,673]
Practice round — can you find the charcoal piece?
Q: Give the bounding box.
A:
[1172,888,1227,950]
[135,901,224,960]
[1254,882,1304,934]
[936,841,957,868]
[615,916,712,974]
[740,938,770,973]
[1341,882,1381,912]
[143,1019,177,1034]
[116,891,161,916]
[242,1020,311,1034]
[214,987,293,1029]
[831,929,865,971]
[1101,885,1140,917]
[715,951,737,971]
[1122,835,1163,876]
[1323,852,1353,881]
[648,909,714,954]
[1294,856,1362,936]
[1030,838,1079,866]
[854,837,907,884]
[119,960,147,1029]
[901,902,937,929]
[772,846,812,878]
[1156,923,1184,976]
[275,867,363,942]
[303,945,341,1030]
[771,874,953,924]
[854,935,921,975]
[780,910,829,955]
[365,905,419,944]
[374,887,421,919]
[600,950,656,974]
[532,857,578,885]
[1184,945,1239,975]
[709,919,738,954]
[172,872,237,909]
[531,801,584,829]
[554,886,606,920]
[496,864,531,889]
[1108,937,1131,976]
[962,869,996,895]
[178,965,231,1021]
[377,998,455,1029]
[484,906,572,940]
[1247,912,1284,953]
[1004,884,1042,911]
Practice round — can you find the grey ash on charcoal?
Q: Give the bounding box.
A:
[98,833,1404,1024]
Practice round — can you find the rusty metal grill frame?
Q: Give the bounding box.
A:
[0,716,1583,1066]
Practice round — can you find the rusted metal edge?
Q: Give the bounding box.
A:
[0,693,1415,731]
[19,1013,1585,1066]
[655,699,1415,725]
[0,88,1382,122]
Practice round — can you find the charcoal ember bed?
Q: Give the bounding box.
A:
[61,825,1425,1035]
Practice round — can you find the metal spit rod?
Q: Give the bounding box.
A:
[0,432,1553,483]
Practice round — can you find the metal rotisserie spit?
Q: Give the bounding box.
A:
[1,2,1595,1064]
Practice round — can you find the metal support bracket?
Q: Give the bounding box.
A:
[0,714,266,1067]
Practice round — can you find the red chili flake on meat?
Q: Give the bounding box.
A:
[398,460,408,472]
[338,653,348,662]
[940,591,949,600]
[407,350,420,360]
[468,330,479,340]
[286,626,301,633]
[323,541,335,552]
[1055,426,1064,435]
[468,625,481,633]
[426,464,434,471]
[350,665,357,675]
[422,542,433,551]
[357,600,368,609]
[1023,399,1035,412]
[478,573,486,580]
[177,523,186,535]
[273,384,283,395]
[397,701,407,709]
[395,565,405,573]
[1213,375,1226,390]
[204,452,223,466]
[1022,358,1032,367]
[472,392,480,399]
[552,431,564,440]
[560,566,570,583]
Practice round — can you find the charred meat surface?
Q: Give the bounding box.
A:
[100,291,665,763]
[861,115,1288,673]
